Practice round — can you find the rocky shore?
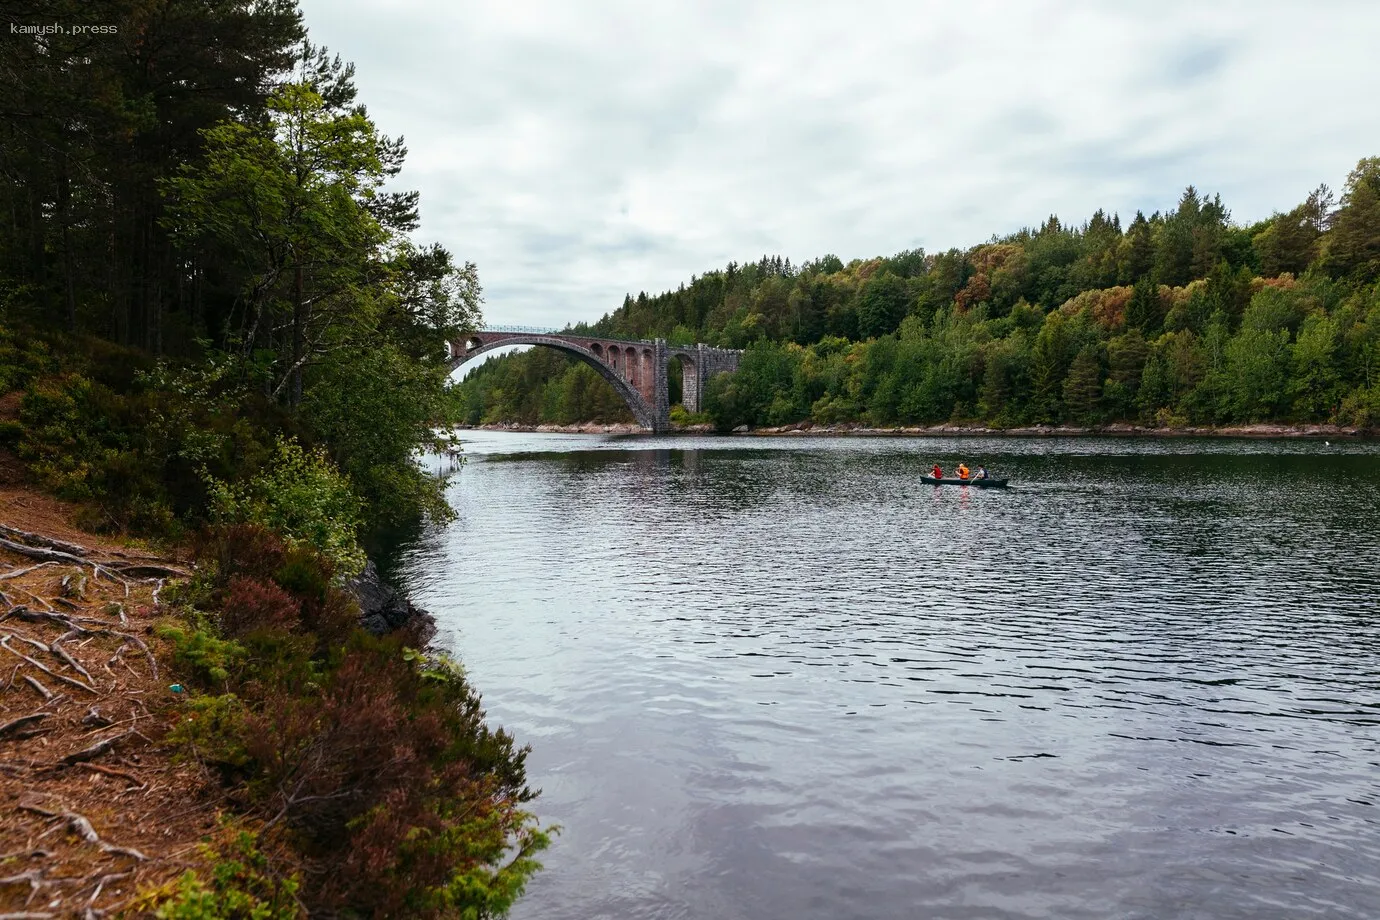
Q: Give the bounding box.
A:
[348,560,436,641]
[468,421,1372,439]
[734,421,1372,439]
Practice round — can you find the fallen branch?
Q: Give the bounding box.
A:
[0,635,98,694]
[0,712,49,738]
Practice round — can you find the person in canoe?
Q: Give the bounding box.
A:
[957,463,970,480]
[931,463,943,479]
[975,466,989,480]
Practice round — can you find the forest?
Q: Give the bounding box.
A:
[456,169,1380,431]
[1,2,545,916]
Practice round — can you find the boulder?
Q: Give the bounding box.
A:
[348,561,433,640]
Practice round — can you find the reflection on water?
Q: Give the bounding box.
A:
[398,432,1380,920]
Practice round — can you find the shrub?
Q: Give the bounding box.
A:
[151,831,302,919]
[158,625,247,686]
[161,534,549,917]
[207,437,366,577]
[221,576,301,636]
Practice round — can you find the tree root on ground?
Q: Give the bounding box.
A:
[17,796,148,862]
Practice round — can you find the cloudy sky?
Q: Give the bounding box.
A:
[296,0,1380,331]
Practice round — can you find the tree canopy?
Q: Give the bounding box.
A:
[458,164,1380,431]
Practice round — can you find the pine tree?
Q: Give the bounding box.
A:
[1063,346,1104,423]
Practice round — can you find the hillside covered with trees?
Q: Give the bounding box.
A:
[1,2,547,916]
[456,167,1380,431]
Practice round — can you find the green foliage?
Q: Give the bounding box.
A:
[156,529,547,918]
[466,158,1380,433]
[158,625,247,686]
[207,437,366,577]
[668,404,712,426]
[153,832,302,920]
[451,350,633,427]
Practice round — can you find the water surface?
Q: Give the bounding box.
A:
[397,432,1380,920]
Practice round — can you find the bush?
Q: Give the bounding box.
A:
[161,530,549,917]
[207,438,366,577]
[151,831,301,919]
[221,576,301,635]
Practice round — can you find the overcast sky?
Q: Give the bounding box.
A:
[296,0,1380,330]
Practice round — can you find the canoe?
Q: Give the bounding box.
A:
[920,475,1008,488]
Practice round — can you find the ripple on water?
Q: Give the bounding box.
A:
[397,432,1380,920]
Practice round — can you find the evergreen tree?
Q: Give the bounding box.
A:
[1322,158,1380,282]
[1063,346,1104,423]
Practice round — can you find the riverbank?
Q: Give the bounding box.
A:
[466,421,1374,439]
[0,487,216,916]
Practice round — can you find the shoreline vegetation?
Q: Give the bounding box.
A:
[468,421,1372,439]
[455,165,1380,436]
[1,2,547,917]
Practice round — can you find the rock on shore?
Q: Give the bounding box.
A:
[737,421,1372,439]
[349,560,436,641]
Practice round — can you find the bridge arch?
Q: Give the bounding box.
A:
[449,334,658,428]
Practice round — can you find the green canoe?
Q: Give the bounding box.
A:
[920,475,1008,488]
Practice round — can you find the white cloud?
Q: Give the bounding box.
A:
[297,0,1380,328]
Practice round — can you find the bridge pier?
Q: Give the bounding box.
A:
[652,339,670,433]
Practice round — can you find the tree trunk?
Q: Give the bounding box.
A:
[57,152,76,333]
[290,260,305,406]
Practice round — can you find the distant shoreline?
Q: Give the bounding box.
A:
[463,421,1374,440]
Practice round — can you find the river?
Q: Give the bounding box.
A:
[395,431,1380,920]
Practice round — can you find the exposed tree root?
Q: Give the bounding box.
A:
[20,674,53,701]
[0,636,99,695]
[55,730,135,766]
[17,797,148,862]
[0,524,89,557]
[2,495,222,915]
[0,713,48,738]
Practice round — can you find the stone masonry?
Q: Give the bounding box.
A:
[449,331,742,433]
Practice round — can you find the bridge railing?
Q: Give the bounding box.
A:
[472,324,654,345]
[468,325,743,352]
[476,324,559,334]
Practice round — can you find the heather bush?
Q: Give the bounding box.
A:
[161,529,548,918]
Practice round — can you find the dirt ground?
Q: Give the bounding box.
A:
[0,489,228,918]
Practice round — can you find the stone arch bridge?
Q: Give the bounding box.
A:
[448,326,741,432]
